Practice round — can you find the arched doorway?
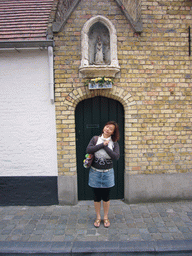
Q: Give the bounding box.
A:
[75,96,124,200]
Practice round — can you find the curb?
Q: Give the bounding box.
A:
[0,240,192,255]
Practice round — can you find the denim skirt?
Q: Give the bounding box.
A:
[88,167,115,188]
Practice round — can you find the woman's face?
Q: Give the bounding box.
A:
[103,124,115,138]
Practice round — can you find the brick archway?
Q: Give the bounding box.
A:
[59,86,136,175]
[57,86,137,204]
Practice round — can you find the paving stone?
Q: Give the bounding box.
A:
[158,227,169,233]
[150,233,163,240]
[172,232,184,240]
[19,235,31,242]
[58,219,68,224]
[76,229,86,235]
[1,224,16,231]
[46,224,56,230]
[151,213,160,218]
[168,227,179,233]
[1,229,12,236]
[178,226,190,233]
[12,229,24,235]
[77,219,87,224]
[64,235,76,241]
[54,229,65,236]
[183,233,192,239]
[108,234,120,241]
[148,227,159,233]
[127,223,137,228]
[140,233,153,241]
[136,222,147,228]
[128,234,142,241]
[86,229,97,236]
[41,234,54,241]
[164,221,177,227]
[142,213,151,218]
[29,235,42,242]
[127,228,139,235]
[161,233,173,240]
[56,224,66,230]
[118,229,129,235]
[125,218,135,223]
[35,224,47,230]
[0,234,9,240]
[143,217,154,224]
[139,228,149,234]
[7,234,22,241]
[52,235,66,241]
[22,227,35,235]
[119,234,129,241]
[76,235,87,241]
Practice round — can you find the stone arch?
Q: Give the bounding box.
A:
[80,15,120,68]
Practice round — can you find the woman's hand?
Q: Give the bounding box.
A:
[103,140,109,146]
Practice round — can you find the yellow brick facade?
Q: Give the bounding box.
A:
[53,0,192,177]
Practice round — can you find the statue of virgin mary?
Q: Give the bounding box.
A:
[95,36,104,65]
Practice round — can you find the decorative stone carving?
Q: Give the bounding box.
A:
[79,15,120,78]
[115,0,142,32]
[52,0,80,32]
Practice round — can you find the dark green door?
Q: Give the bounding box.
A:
[75,96,124,200]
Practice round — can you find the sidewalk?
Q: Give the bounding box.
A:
[0,200,192,255]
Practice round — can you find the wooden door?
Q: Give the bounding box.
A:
[75,96,124,200]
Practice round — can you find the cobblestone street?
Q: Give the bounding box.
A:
[1,200,192,242]
[0,200,192,254]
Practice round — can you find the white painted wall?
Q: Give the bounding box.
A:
[0,49,58,176]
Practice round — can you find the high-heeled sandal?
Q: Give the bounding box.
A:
[94,219,101,228]
[104,219,110,228]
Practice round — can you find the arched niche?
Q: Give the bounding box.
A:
[89,22,110,65]
[79,15,120,78]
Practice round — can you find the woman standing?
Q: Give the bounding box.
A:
[86,121,120,228]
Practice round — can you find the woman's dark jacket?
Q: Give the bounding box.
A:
[86,136,120,170]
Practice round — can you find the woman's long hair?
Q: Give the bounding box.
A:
[103,121,120,142]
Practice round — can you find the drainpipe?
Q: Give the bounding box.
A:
[48,46,54,104]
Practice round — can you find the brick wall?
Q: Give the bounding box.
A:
[53,0,192,177]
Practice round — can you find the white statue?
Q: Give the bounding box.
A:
[95,36,104,64]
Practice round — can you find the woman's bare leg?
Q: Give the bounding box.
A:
[94,201,101,227]
[103,200,110,227]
